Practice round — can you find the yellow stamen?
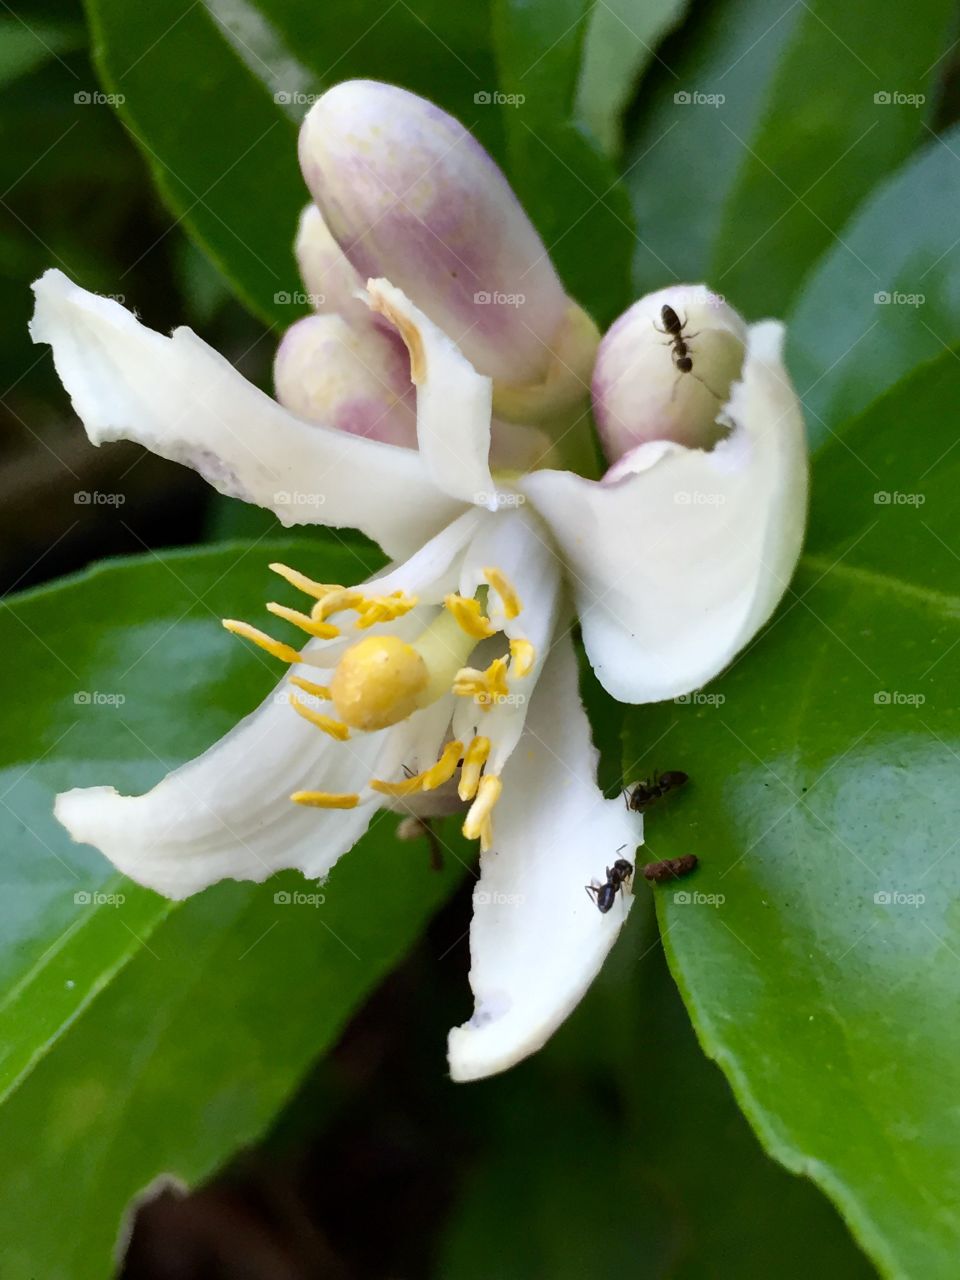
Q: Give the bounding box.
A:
[354,591,419,630]
[463,774,502,842]
[479,816,494,853]
[509,637,536,678]
[370,739,464,797]
[289,695,351,741]
[483,566,522,619]
[458,735,491,801]
[313,587,364,621]
[452,656,510,709]
[444,593,497,639]
[291,790,360,809]
[267,602,340,639]
[269,563,342,600]
[222,619,302,665]
[289,676,332,699]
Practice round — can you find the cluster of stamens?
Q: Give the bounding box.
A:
[222,561,536,853]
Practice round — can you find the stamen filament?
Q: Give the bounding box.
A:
[289,695,351,741]
[509,637,536,678]
[269,563,343,600]
[463,774,502,842]
[371,739,464,796]
[290,676,332,699]
[222,619,302,665]
[458,735,491,801]
[453,656,510,709]
[444,593,497,639]
[290,790,360,809]
[483,567,522,619]
[267,602,340,639]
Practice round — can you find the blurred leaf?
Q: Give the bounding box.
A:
[625,0,954,316]
[621,378,960,1276]
[0,17,83,89]
[492,0,636,326]
[439,927,874,1279]
[787,123,960,447]
[575,0,687,160]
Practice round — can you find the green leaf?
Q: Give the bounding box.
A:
[625,0,954,316]
[622,381,960,1275]
[574,0,687,160]
[439,923,874,1278]
[0,537,468,1277]
[0,17,83,89]
[788,123,960,447]
[492,0,636,326]
[84,0,500,326]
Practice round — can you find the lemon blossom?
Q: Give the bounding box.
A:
[30,81,807,1083]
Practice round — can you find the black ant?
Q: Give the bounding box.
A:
[625,770,689,813]
[642,853,699,884]
[585,854,634,914]
[654,305,721,399]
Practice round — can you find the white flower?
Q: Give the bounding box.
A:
[29,82,807,1083]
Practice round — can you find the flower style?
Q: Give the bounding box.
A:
[30,81,808,1082]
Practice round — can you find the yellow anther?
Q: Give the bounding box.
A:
[453,656,510,709]
[370,739,464,797]
[444,593,497,639]
[354,591,419,630]
[289,676,332,700]
[509,637,536,678]
[463,774,502,843]
[483,566,522,619]
[222,619,302,665]
[266,602,340,640]
[313,587,364,621]
[330,635,429,732]
[290,790,360,809]
[458,735,491,801]
[289,695,351,741]
[479,816,494,853]
[269,563,343,600]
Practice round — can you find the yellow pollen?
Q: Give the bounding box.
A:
[509,637,536,678]
[354,591,419,630]
[222,619,302,665]
[269,563,343,600]
[444,593,497,639]
[452,656,510,709]
[313,587,364,621]
[289,676,332,700]
[463,774,502,843]
[458,735,491,801]
[266,602,340,639]
[290,790,360,809]
[330,634,429,732]
[483,566,522,619]
[289,695,351,741]
[370,739,464,797]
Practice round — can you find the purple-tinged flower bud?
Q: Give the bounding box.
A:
[294,204,367,322]
[298,80,573,388]
[592,285,747,463]
[274,313,417,449]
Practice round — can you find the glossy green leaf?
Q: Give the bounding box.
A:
[492,0,636,326]
[625,0,954,316]
[788,123,960,448]
[622,378,960,1276]
[0,17,83,89]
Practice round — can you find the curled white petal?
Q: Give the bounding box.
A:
[522,321,808,703]
[31,269,461,559]
[448,632,641,1082]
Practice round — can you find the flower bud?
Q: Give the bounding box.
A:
[294,204,367,322]
[298,80,570,387]
[592,286,747,463]
[274,313,417,448]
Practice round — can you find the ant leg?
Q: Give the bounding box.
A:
[584,883,600,905]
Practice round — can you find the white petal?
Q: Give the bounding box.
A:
[55,673,387,899]
[447,632,641,1082]
[522,321,808,704]
[31,269,461,559]
[366,278,495,508]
